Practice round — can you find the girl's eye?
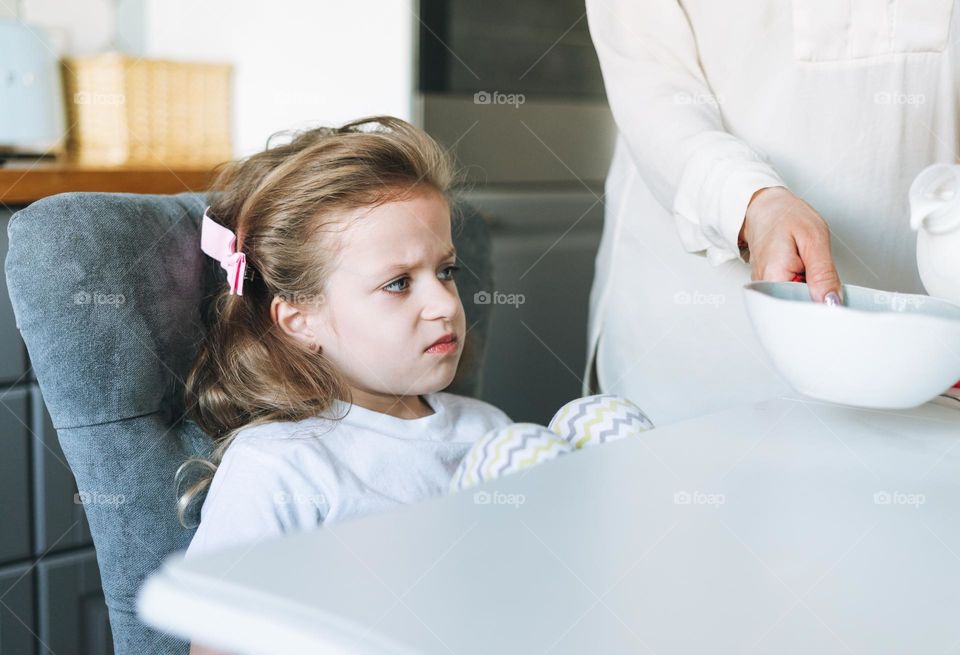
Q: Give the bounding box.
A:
[383,277,409,293]
[383,266,458,294]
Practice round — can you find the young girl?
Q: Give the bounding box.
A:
[177,116,512,563]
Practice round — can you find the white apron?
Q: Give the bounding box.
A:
[584,0,959,425]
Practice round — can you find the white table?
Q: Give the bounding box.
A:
[138,396,960,654]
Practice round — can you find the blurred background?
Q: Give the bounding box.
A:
[0,1,615,651]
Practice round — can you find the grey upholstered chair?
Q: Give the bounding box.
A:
[4,191,495,654]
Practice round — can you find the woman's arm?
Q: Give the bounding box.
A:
[585,0,840,301]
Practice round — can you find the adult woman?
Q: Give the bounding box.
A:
[584,0,957,424]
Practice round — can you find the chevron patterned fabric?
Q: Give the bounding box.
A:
[548,394,654,449]
[450,395,655,492]
[450,423,572,492]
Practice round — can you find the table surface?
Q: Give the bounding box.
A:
[139,395,960,655]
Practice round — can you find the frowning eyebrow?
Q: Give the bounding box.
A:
[376,248,457,277]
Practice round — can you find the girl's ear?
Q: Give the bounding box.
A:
[270,295,326,351]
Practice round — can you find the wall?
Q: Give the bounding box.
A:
[14,0,143,55]
[144,0,416,156]
[9,0,416,157]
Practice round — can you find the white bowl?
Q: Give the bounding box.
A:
[743,282,960,409]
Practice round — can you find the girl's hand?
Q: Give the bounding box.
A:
[739,187,843,305]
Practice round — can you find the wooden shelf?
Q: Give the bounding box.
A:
[0,163,216,205]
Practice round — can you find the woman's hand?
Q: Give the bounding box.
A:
[739,186,843,305]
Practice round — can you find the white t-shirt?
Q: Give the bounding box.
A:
[184,392,511,559]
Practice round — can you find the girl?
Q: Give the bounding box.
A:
[176,116,512,566]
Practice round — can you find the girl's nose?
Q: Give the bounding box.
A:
[421,277,462,321]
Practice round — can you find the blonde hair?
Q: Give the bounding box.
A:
[176,116,458,527]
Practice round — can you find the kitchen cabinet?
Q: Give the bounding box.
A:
[31,385,93,553]
[0,564,36,655]
[37,549,112,655]
[466,188,604,424]
[0,386,31,563]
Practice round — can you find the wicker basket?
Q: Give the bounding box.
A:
[61,52,232,167]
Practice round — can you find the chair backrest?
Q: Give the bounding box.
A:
[4,191,494,654]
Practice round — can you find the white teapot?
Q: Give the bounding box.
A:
[909,163,960,304]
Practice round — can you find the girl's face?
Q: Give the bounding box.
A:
[300,188,466,414]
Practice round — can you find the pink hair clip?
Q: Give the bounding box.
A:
[200,207,254,295]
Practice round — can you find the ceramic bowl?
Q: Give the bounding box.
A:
[743,282,960,409]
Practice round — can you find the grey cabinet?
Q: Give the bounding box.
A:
[0,563,36,655]
[37,550,112,655]
[0,387,31,563]
[466,189,604,424]
[31,386,92,553]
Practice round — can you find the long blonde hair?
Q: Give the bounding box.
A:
[176,116,457,526]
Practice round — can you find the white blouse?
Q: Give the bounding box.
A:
[584,0,958,425]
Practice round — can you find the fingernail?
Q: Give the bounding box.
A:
[824,291,841,306]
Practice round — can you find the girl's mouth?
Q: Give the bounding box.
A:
[426,333,458,354]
